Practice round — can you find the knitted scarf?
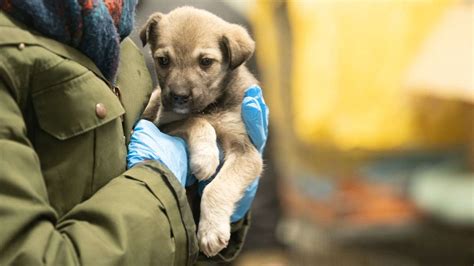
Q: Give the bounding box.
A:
[0,0,137,83]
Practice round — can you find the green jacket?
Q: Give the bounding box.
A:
[0,12,248,265]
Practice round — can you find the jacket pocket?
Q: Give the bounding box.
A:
[32,71,125,140]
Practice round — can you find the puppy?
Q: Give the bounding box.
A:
[140,7,263,257]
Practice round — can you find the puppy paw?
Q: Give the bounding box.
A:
[190,143,219,180]
[198,219,230,257]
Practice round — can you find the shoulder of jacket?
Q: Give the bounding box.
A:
[0,12,107,82]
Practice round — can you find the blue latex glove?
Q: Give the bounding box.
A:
[242,85,269,153]
[198,84,269,222]
[127,119,191,186]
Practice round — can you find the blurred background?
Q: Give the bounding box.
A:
[130,0,474,265]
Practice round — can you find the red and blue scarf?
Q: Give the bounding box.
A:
[1,0,137,82]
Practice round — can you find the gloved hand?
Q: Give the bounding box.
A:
[198,84,269,222]
[127,119,190,186]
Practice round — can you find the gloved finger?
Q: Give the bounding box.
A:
[254,90,269,139]
[153,138,188,186]
[230,178,259,222]
[243,85,269,143]
[127,121,164,168]
[249,85,269,139]
[242,96,266,152]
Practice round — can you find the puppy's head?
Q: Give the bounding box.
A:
[140,6,255,114]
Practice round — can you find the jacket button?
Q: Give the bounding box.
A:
[18,43,25,50]
[95,103,107,119]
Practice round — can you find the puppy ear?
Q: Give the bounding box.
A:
[140,12,163,46]
[222,24,255,70]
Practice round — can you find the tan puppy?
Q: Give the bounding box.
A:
[140,7,263,257]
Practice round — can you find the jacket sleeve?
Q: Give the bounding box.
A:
[0,78,198,265]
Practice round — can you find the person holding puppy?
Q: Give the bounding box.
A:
[0,0,268,265]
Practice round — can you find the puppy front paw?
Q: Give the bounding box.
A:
[198,218,231,257]
[190,143,219,180]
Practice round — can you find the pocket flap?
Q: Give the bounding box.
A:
[33,71,125,140]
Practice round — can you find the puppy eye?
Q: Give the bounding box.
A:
[199,58,213,67]
[157,56,170,67]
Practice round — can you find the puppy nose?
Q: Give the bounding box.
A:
[171,92,191,105]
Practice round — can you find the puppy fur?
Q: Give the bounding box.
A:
[140,7,263,257]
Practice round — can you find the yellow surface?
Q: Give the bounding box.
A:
[253,0,467,152]
[405,4,474,103]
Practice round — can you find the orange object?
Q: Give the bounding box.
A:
[281,177,420,229]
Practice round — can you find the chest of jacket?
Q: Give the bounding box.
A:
[0,12,153,216]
